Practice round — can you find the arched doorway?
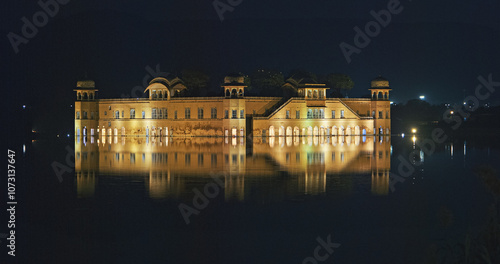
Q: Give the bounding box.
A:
[313,126,319,137]
[269,126,275,137]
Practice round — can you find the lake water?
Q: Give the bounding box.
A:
[13,134,500,263]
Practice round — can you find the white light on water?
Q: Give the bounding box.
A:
[23,144,26,154]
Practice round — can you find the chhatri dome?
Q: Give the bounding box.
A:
[224,73,245,85]
[76,80,95,88]
[371,76,390,88]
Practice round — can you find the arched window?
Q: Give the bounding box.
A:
[115,111,120,119]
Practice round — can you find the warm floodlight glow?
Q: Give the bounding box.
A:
[450,111,454,115]
[412,128,417,133]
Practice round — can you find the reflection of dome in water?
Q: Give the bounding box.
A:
[371,76,390,88]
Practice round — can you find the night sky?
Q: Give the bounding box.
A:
[2,0,500,134]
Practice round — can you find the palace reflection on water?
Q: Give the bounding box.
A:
[74,135,391,201]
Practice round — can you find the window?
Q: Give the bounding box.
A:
[232,110,237,119]
[367,110,370,116]
[121,111,124,118]
[224,110,229,119]
[108,106,111,110]
[372,110,375,118]
[174,111,178,119]
[286,110,290,119]
[386,111,389,119]
[91,112,94,120]
[152,109,157,119]
[319,109,324,118]
[76,111,80,119]
[142,111,145,119]
[115,110,119,119]
[198,153,204,166]
[198,108,204,119]
[379,111,383,119]
[185,108,190,119]
[104,111,107,116]
[240,110,244,119]
[211,108,217,119]
[130,109,135,119]
[296,110,300,119]
[211,154,217,167]
[340,110,345,118]
[158,109,162,119]
[313,109,318,119]
[163,108,168,119]
[331,110,335,119]
[307,109,312,119]
[83,111,88,119]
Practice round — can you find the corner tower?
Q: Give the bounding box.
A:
[222,73,246,137]
[223,73,246,98]
[74,80,99,137]
[369,76,391,135]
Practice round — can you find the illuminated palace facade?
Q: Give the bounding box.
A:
[74,74,391,138]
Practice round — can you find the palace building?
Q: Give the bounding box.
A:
[74,74,392,138]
